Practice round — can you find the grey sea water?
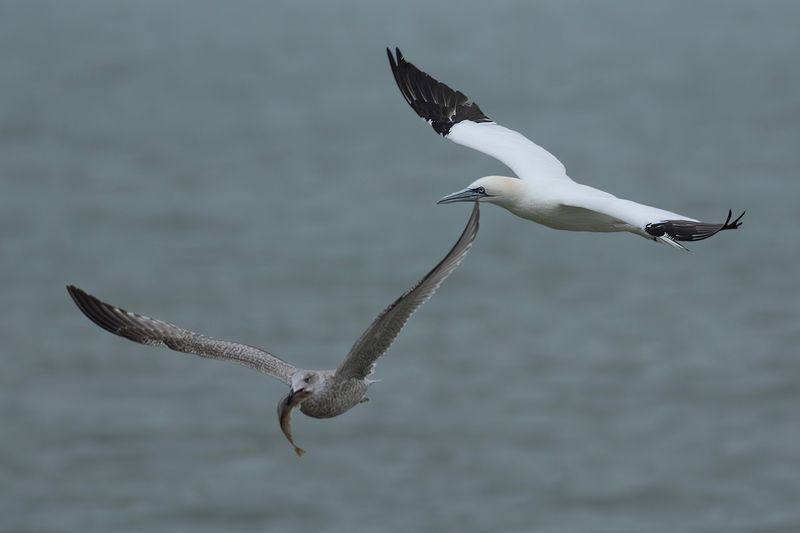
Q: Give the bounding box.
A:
[2,1,799,532]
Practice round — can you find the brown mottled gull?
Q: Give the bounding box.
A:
[67,203,479,456]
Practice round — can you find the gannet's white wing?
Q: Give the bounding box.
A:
[558,194,744,247]
[559,192,694,228]
[335,203,480,381]
[67,285,297,385]
[387,47,570,183]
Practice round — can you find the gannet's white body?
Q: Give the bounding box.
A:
[388,48,743,250]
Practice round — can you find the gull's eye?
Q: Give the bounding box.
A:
[304,376,312,383]
[476,186,486,194]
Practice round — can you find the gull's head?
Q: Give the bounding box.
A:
[437,176,518,206]
[288,370,324,400]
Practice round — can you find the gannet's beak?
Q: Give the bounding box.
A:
[437,187,483,204]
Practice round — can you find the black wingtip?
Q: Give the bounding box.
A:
[645,209,745,243]
[386,47,405,72]
[726,209,745,229]
[66,284,82,304]
[386,47,399,76]
[386,47,491,136]
[67,284,106,330]
[67,284,96,312]
[67,284,99,315]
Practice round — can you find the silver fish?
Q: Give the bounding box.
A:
[277,389,312,456]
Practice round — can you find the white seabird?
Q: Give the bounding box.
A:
[67,203,479,456]
[387,48,743,250]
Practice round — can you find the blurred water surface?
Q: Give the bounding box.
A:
[2,1,799,532]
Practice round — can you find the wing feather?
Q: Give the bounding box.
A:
[644,210,745,242]
[335,203,480,380]
[67,285,296,385]
[387,47,569,182]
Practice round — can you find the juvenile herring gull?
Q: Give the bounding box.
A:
[387,48,743,251]
[67,203,479,456]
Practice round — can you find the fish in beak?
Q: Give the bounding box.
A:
[277,388,313,456]
[437,187,485,204]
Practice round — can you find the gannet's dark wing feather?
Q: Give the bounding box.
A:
[387,47,569,182]
[645,210,745,242]
[67,285,296,385]
[387,47,491,135]
[335,203,480,381]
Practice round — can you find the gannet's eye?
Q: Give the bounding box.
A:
[476,186,486,194]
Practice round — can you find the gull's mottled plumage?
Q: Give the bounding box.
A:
[388,47,744,250]
[67,287,297,382]
[67,203,480,456]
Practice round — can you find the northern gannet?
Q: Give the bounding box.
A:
[387,48,743,250]
[67,203,479,456]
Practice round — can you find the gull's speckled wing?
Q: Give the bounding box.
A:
[67,285,296,385]
[335,203,480,381]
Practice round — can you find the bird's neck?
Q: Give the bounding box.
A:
[488,176,530,208]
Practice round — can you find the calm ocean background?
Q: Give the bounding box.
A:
[2,1,799,532]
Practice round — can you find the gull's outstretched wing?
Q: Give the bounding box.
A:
[67,285,297,384]
[387,47,569,182]
[335,203,480,381]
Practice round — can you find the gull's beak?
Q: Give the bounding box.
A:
[437,187,483,204]
[285,387,312,405]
